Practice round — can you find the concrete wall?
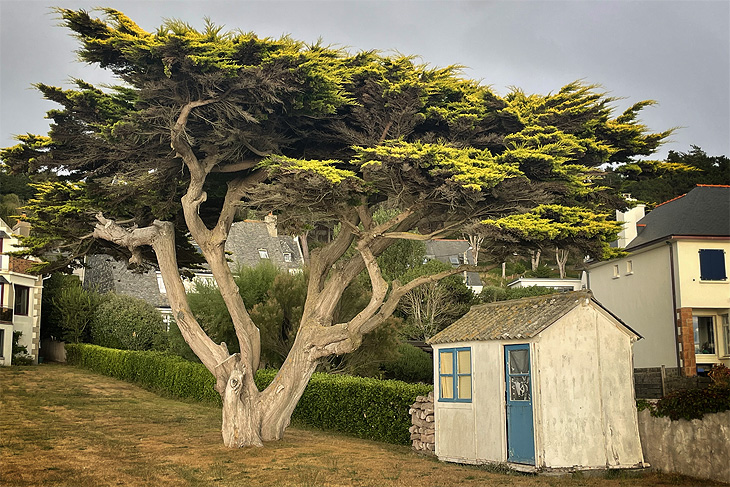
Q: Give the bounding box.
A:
[588,244,678,368]
[0,323,12,366]
[536,305,644,469]
[638,409,730,485]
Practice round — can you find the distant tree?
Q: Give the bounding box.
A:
[2,9,668,447]
[607,146,729,205]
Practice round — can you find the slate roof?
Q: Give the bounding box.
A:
[225,220,304,271]
[428,290,636,344]
[84,219,304,309]
[84,254,169,308]
[626,185,730,250]
[424,239,483,289]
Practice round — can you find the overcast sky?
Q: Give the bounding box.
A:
[1,0,728,160]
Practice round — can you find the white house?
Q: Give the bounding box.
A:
[0,218,43,365]
[428,291,644,471]
[507,277,584,292]
[587,185,730,376]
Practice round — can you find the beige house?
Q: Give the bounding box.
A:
[0,218,43,365]
[587,185,730,376]
[428,292,644,471]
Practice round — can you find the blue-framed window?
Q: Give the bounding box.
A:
[439,347,471,402]
[699,249,727,281]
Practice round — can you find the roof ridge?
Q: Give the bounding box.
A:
[655,192,687,208]
[696,184,730,188]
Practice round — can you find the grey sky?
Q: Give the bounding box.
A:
[1,0,729,160]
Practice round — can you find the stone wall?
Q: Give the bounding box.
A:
[638,409,730,484]
[409,392,434,454]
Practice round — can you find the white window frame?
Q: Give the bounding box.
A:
[258,249,269,259]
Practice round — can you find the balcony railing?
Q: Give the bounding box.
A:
[0,307,12,323]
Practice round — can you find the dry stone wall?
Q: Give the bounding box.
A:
[409,392,435,454]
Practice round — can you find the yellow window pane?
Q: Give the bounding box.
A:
[458,375,472,400]
[440,376,454,399]
[457,350,471,374]
[440,351,453,374]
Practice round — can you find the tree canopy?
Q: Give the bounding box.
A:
[1,8,672,447]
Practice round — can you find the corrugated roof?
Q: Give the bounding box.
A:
[428,291,595,344]
[626,185,730,250]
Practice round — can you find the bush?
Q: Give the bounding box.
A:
[54,284,99,343]
[255,369,433,445]
[90,294,167,351]
[382,343,433,383]
[65,343,220,403]
[67,343,434,445]
[12,331,33,365]
[479,285,557,303]
[649,384,730,421]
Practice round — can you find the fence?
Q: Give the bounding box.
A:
[634,366,712,399]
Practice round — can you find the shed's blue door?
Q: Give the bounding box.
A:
[505,344,535,465]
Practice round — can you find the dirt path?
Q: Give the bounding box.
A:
[0,364,717,486]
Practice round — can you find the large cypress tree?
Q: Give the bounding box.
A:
[1,8,669,447]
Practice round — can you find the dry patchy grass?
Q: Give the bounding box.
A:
[0,364,719,487]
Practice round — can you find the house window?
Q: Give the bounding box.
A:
[156,272,167,294]
[0,328,4,358]
[283,252,292,263]
[258,249,269,259]
[699,249,726,281]
[613,264,620,278]
[722,314,730,357]
[626,260,633,274]
[449,255,460,266]
[693,316,716,355]
[14,285,29,316]
[439,347,472,402]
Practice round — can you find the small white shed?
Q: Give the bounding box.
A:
[427,291,646,472]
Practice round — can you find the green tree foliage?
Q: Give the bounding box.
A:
[53,282,99,343]
[381,343,434,383]
[610,146,730,205]
[90,294,168,351]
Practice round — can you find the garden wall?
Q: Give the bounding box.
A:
[637,409,730,484]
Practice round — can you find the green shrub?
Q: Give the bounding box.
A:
[65,343,220,403]
[12,331,33,365]
[54,284,99,343]
[381,343,433,383]
[90,294,167,351]
[651,384,730,421]
[479,285,557,303]
[67,343,434,445]
[255,369,432,444]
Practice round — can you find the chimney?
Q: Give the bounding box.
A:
[615,204,645,248]
[12,216,31,238]
[264,213,277,237]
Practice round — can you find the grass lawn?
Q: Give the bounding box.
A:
[0,363,720,487]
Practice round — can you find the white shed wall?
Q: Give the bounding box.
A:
[536,305,643,468]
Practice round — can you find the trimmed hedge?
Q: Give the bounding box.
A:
[65,343,220,404]
[66,343,433,445]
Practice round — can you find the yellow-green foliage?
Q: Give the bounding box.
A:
[261,155,358,184]
[356,140,523,191]
[482,204,621,241]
